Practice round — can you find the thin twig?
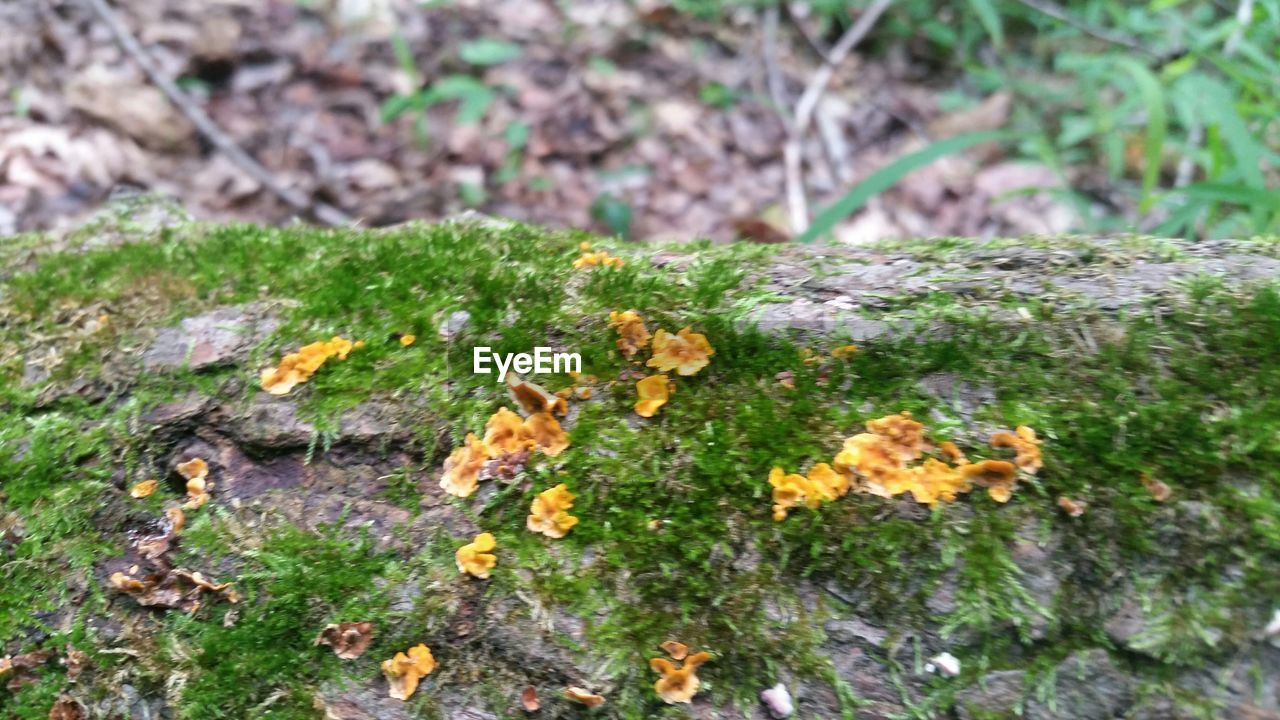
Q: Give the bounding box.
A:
[792,0,894,137]
[783,0,894,234]
[84,0,353,226]
[763,7,811,235]
[1013,0,1156,57]
[1174,122,1203,188]
[762,7,792,124]
[781,2,831,61]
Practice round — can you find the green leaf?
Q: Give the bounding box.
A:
[966,0,1004,47]
[459,38,522,66]
[797,131,1010,244]
[590,193,633,239]
[423,75,496,125]
[390,32,418,78]
[379,92,422,122]
[1112,57,1167,211]
[1177,182,1280,211]
[456,87,496,124]
[504,120,530,151]
[1185,75,1267,189]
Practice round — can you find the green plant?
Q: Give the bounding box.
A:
[914,0,1280,238]
[666,1,1280,239]
[380,34,522,148]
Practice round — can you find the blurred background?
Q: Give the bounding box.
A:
[1,0,1277,241]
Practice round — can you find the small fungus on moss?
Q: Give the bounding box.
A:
[647,327,714,376]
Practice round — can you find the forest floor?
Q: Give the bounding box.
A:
[1,207,1279,718]
[3,0,1086,243]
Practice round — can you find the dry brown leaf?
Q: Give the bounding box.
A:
[314,621,375,660]
[48,694,86,720]
[1141,473,1172,502]
[63,648,88,682]
[1057,496,1087,517]
[520,685,540,712]
[731,217,789,244]
[660,640,689,660]
[1,648,53,690]
[66,64,195,149]
[563,687,606,708]
[774,370,795,390]
[109,567,238,612]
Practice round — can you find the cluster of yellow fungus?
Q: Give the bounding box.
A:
[959,459,1018,503]
[768,464,850,521]
[440,396,570,498]
[647,327,714,376]
[990,425,1043,473]
[555,371,598,402]
[440,433,491,498]
[650,649,712,704]
[259,336,359,395]
[613,313,714,418]
[456,532,498,579]
[634,374,672,418]
[527,483,579,538]
[176,457,212,509]
[130,479,158,498]
[609,310,652,358]
[573,242,624,269]
[771,413,1047,519]
[381,644,436,701]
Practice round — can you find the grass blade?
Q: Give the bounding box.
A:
[967,0,1005,47]
[798,131,1010,244]
[1112,57,1167,212]
[1186,74,1267,189]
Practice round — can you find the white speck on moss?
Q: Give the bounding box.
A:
[926,652,961,678]
[760,683,794,718]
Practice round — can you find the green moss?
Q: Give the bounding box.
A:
[3,222,1280,717]
[156,522,399,719]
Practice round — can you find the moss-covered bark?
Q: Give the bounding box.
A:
[2,206,1278,719]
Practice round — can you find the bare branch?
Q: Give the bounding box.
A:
[764,7,810,234]
[792,0,894,137]
[782,0,894,234]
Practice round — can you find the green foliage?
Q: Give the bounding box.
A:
[458,37,523,66]
[380,33,510,155]
[590,192,634,239]
[165,525,397,718]
[799,131,1011,243]
[916,0,1280,238]
[666,1,1280,238]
